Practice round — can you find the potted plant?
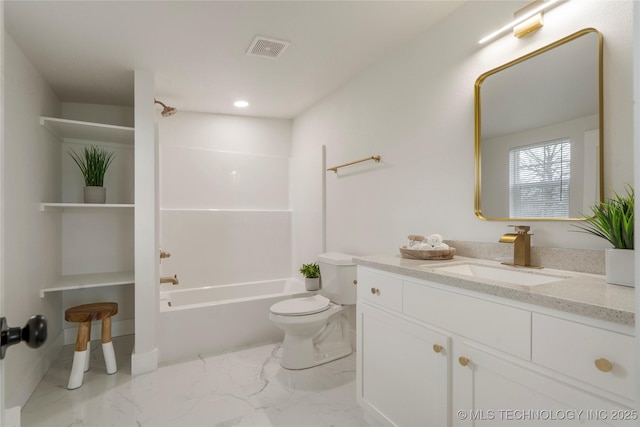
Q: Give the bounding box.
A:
[68,145,115,204]
[299,262,321,291]
[573,185,634,286]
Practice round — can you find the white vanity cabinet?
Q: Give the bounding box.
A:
[452,342,631,426]
[357,268,450,427]
[356,266,637,427]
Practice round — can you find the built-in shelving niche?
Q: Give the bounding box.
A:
[40,116,135,295]
[40,116,134,145]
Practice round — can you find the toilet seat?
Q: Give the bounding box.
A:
[270,295,330,316]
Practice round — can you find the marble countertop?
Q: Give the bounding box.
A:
[353,254,635,326]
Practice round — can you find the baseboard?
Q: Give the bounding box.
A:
[5,405,21,427]
[6,331,64,410]
[63,318,134,345]
[131,347,158,375]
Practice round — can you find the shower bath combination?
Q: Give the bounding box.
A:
[154,99,177,117]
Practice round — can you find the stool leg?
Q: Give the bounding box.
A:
[84,322,91,372]
[68,321,90,390]
[101,316,117,374]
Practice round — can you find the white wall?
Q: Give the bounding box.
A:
[292,0,633,263]
[3,33,63,408]
[158,111,293,288]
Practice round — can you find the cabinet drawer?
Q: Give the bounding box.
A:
[532,313,636,400]
[357,267,403,312]
[403,280,531,360]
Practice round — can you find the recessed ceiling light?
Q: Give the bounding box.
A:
[234,100,249,108]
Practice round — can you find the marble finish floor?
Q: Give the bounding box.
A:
[21,335,369,427]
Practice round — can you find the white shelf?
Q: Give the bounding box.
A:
[40,116,134,145]
[159,208,292,213]
[40,271,134,297]
[40,203,135,211]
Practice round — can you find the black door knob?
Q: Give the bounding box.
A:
[1,315,47,359]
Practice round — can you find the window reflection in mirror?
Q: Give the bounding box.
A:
[475,28,602,220]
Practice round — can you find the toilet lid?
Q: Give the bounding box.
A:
[270,295,331,316]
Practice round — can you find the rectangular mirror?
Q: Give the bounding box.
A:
[475,28,603,220]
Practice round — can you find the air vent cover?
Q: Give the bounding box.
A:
[246,36,291,59]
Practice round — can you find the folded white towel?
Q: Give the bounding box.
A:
[433,243,450,250]
[427,234,443,247]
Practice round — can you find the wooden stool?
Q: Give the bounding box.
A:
[65,302,118,389]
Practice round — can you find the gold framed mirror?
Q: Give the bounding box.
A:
[475,28,603,220]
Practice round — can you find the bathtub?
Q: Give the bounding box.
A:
[158,278,311,363]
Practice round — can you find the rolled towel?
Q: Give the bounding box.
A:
[433,243,450,250]
[418,242,432,250]
[407,235,425,249]
[426,234,443,247]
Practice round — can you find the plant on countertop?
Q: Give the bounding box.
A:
[572,185,634,249]
[299,263,320,279]
[68,145,115,187]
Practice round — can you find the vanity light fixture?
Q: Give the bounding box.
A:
[234,100,249,108]
[478,0,562,45]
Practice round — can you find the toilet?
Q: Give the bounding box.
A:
[269,252,357,369]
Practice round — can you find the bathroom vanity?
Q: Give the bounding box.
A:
[354,255,636,427]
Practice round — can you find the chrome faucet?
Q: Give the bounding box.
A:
[499,225,539,268]
[160,274,179,285]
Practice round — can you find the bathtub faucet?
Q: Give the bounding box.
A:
[160,275,179,285]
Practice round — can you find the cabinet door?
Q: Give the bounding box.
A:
[453,343,636,427]
[357,302,450,427]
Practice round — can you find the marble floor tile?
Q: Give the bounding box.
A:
[21,336,369,427]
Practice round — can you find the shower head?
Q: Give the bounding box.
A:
[154,99,177,117]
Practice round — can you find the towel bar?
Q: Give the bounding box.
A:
[327,155,381,173]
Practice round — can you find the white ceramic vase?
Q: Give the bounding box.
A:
[305,277,320,291]
[605,248,635,287]
[84,186,106,204]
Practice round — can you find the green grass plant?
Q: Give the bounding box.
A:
[572,185,634,249]
[299,263,320,278]
[68,145,115,187]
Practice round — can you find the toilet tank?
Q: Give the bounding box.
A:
[317,252,357,305]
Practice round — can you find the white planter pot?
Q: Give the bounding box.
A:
[84,186,106,204]
[304,277,320,291]
[605,248,635,287]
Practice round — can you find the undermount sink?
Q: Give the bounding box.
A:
[426,263,568,286]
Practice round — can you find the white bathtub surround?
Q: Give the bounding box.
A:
[160,210,292,288]
[158,279,311,363]
[158,112,297,364]
[21,335,369,427]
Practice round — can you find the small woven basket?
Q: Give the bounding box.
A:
[399,246,456,260]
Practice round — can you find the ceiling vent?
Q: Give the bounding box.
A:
[246,36,291,59]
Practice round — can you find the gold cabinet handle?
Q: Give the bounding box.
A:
[353,280,358,285]
[458,356,470,367]
[370,287,380,295]
[595,358,613,372]
[433,344,443,353]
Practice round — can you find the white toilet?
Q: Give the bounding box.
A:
[269,252,357,369]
